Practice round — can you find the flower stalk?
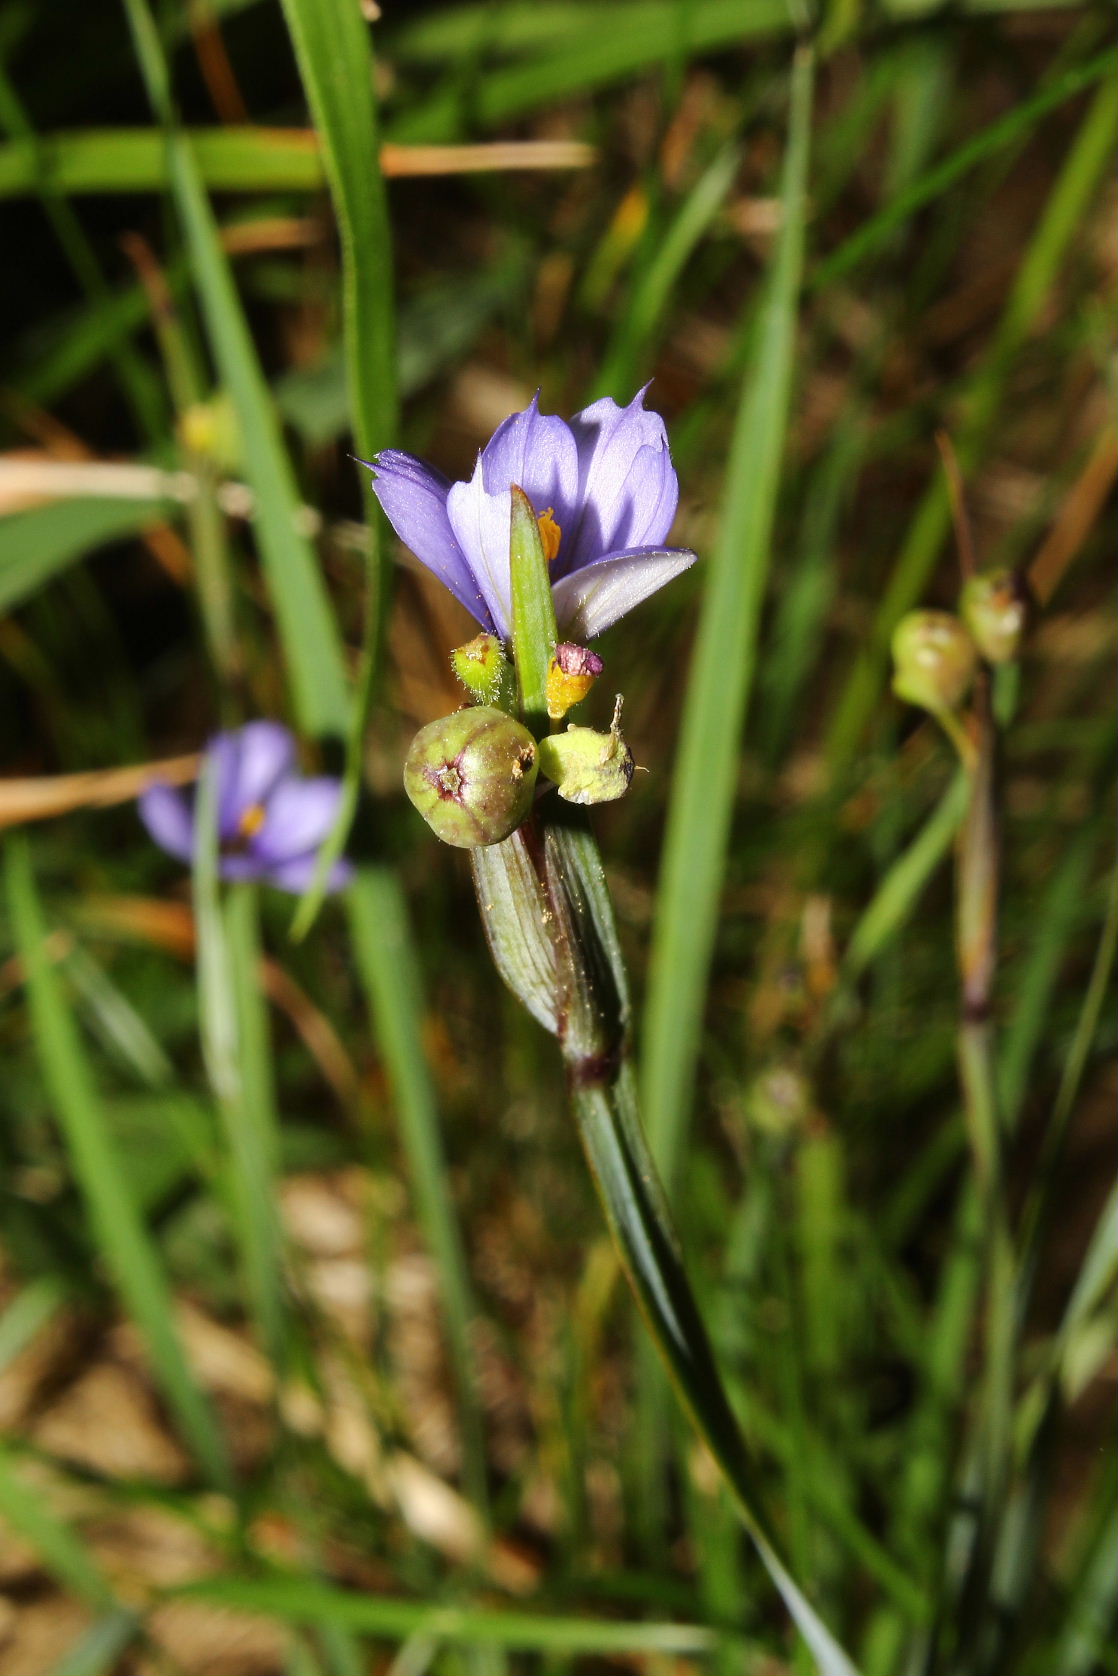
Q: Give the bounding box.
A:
[463,475,858,1675]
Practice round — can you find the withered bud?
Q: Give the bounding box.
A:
[547,642,604,720]
[891,610,977,716]
[960,569,1028,665]
[538,695,635,806]
[404,707,538,848]
[450,632,512,705]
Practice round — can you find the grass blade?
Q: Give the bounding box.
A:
[642,45,814,1181]
[173,1574,719,1657]
[4,835,232,1488]
[121,0,349,738]
[824,77,1118,773]
[0,1448,114,1608]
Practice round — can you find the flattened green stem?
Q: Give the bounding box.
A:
[509,485,558,731]
[474,818,859,1675]
[945,669,1017,1673]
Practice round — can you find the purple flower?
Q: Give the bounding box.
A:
[139,722,353,894]
[365,388,696,641]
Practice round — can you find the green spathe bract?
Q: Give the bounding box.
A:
[404,706,539,848]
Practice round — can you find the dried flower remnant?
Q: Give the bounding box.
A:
[364,388,697,643]
[139,721,353,893]
[547,642,604,720]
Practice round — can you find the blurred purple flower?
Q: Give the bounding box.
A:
[365,388,696,641]
[139,721,353,894]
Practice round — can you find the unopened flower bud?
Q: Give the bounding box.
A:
[538,696,634,806]
[450,632,513,705]
[960,569,1027,665]
[547,642,604,720]
[404,707,538,848]
[891,610,977,715]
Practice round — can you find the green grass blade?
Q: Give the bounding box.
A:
[593,140,741,400]
[810,49,1111,292]
[0,126,325,198]
[0,1447,114,1607]
[121,0,349,738]
[0,1276,66,1374]
[0,497,174,615]
[4,836,232,1488]
[172,1574,718,1657]
[642,46,814,1181]
[277,0,400,941]
[573,1066,860,1676]
[276,0,397,454]
[269,0,489,1520]
[194,766,286,1367]
[48,1610,142,1676]
[824,77,1118,773]
[347,872,490,1525]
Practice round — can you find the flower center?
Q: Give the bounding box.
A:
[536,507,562,565]
[236,802,267,841]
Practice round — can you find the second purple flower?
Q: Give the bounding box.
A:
[365,388,697,642]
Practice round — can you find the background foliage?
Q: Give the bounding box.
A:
[0,1,1113,1673]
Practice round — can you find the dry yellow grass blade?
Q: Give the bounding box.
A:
[0,755,199,829]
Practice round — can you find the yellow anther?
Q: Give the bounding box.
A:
[237,802,267,840]
[536,507,562,565]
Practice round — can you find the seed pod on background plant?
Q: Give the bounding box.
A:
[891,610,977,716]
[960,568,1027,665]
[404,707,538,848]
[450,632,513,705]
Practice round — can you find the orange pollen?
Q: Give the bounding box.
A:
[536,507,562,565]
[237,802,267,840]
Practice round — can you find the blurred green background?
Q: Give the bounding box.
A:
[0,1,1113,1673]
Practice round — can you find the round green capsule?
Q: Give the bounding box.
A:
[891,609,977,715]
[404,706,539,848]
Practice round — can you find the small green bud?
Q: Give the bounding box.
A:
[959,569,1027,665]
[891,610,977,715]
[538,697,634,806]
[450,632,513,705]
[404,707,538,848]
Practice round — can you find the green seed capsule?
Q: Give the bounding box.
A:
[960,569,1027,665]
[891,609,977,715]
[404,707,539,848]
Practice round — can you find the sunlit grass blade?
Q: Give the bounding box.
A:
[276,0,397,454]
[173,1574,720,1658]
[279,0,397,938]
[642,45,813,1181]
[4,837,232,1488]
[825,77,1118,774]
